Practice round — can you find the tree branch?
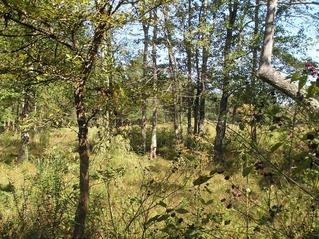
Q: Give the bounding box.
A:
[257,0,319,113]
[0,11,76,52]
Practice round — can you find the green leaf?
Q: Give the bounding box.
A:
[193,175,212,186]
[298,75,308,90]
[145,215,160,226]
[290,72,300,82]
[145,213,170,226]
[175,208,189,214]
[157,214,170,221]
[307,83,319,97]
[158,201,167,208]
[270,142,283,152]
[200,198,214,205]
[242,165,253,177]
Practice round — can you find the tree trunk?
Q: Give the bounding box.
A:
[186,59,193,137]
[141,22,150,153]
[257,0,319,112]
[198,0,209,134]
[73,79,90,239]
[141,101,147,153]
[150,104,157,159]
[179,95,184,140]
[73,7,108,237]
[164,8,180,142]
[18,90,32,162]
[194,48,200,135]
[214,1,238,162]
[97,32,113,150]
[250,0,260,143]
[150,10,158,160]
[186,0,193,139]
[173,90,179,142]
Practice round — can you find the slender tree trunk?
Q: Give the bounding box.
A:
[185,0,193,139]
[251,0,260,143]
[173,88,179,142]
[141,22,150,153]
[179,95,184,140]
[97,32,113,149]
[214,92,229,162]
[141,101,147,152]
[186,52,193,137]
[18,90,32,162]
[214,1,238,163]
[150,10,158,160]
[198,0,209,134]
[193,48,200,135]
[198,89,206,133]
[73,7,108,237]
[164,8,180,142]
[150,105,157,159]
[73,79,90,239]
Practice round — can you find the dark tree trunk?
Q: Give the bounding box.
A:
[251,0,260,143]
[214,1,238,163]
[214,92,228,162]
[73,6,108,238]
[186,0,193,138]
[193,48,200,135]
[179,95,184,140]
[73,79,90,239]
[184,0,194,147]
[198,0,209,134]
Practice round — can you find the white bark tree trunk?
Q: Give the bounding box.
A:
[150,10,158,160]
[258,0,319,112]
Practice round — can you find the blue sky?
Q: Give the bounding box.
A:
[114,2,319,66]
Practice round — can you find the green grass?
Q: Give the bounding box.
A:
[0,123,318,238]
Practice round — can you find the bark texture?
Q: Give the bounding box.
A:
[257,0,319,113]
[73,5,109,238]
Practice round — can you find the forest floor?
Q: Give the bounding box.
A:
[0,124,317,238]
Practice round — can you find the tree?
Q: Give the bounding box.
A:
[141,10,150,154]
[257,0,319,113]
[0,1,129,237]
[214,0,239,163]
[163,6,181,142]
[150,9,158,159]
